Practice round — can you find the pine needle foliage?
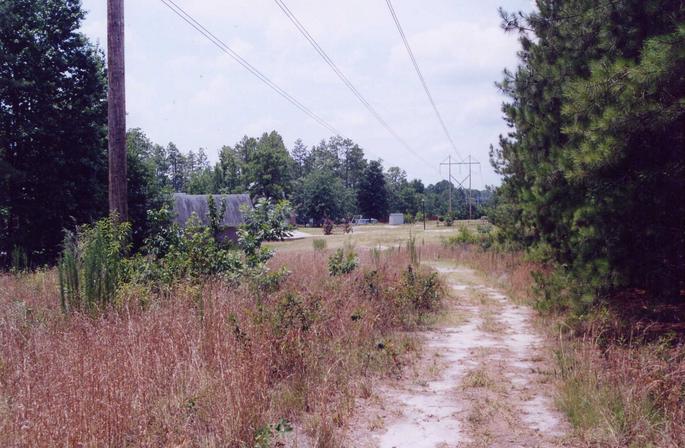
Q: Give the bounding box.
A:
[491,1,685,302]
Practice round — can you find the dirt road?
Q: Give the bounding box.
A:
[345,263,571,447]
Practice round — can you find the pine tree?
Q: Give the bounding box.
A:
[492,0,685,300]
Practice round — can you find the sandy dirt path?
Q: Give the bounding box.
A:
[344,263,572,447]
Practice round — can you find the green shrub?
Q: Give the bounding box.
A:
[58,216,131,312]
[328,245,358,276]
[142,205,179,258]
[240,198,294,242]
[312,238,327,251]
[272,292,318,336]
[248,266,290,297]
[160,214,243,281]
[207,194,228,243]
[399,265,443,313]
[441,224,497,248]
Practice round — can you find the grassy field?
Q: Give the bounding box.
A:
[268,220,482,252]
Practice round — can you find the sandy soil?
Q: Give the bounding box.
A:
[343,264,573,447]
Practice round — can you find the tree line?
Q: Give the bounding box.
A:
[126,127,491,227]
[491,0,684,301]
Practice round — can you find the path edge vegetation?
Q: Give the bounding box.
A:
[438,236,684,447]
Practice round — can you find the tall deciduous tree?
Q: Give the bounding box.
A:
[247,131,294,200]
[294,169,347,225]
[357,160,388,220]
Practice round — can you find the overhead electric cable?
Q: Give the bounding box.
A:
[158,0,340,135]
[272,0,435,170]
[384,0,463,160]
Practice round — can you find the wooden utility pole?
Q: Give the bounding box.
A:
[108,0,127,220]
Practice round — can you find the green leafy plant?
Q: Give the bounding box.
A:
[272,292,318,335]
[240,198,294,242]
[399,265,443,314]
[253,418,293,448]
[328,244,358,276]
[206,194,227,243]
[142,205,179,258]
[58,215,131,312]
[161,214,243,281]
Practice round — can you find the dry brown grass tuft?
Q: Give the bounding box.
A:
[0,249,443,447]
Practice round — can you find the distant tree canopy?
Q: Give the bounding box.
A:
[491,0,685,299]
[136,130,491,226]
[0,0,108,265]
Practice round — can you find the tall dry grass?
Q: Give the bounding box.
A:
[0,249,441,447]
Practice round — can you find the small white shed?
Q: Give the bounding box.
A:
[388,213,404,225]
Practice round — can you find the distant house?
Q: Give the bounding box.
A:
[172,193,252,241]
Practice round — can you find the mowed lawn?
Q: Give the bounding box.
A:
[267,220,484,252]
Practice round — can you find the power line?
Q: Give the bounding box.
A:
[384,0,462,160]
[158,0,340,135]
[272,0,435,171]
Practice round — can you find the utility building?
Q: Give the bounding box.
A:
[388,213,404,225]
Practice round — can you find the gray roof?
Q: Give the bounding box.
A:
[172,193,252,228]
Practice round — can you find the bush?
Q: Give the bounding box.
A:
[322,218,334,235]
[163,215,244,280]
[58,216,131,312]
[441,224,499,249]
[241,198,294,242]
[328,245,358,276]
[399,265,442,314]
[142,205,179,258]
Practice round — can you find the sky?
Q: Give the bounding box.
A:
[79,0,533,187]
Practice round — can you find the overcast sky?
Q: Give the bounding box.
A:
[79,0,533,187]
